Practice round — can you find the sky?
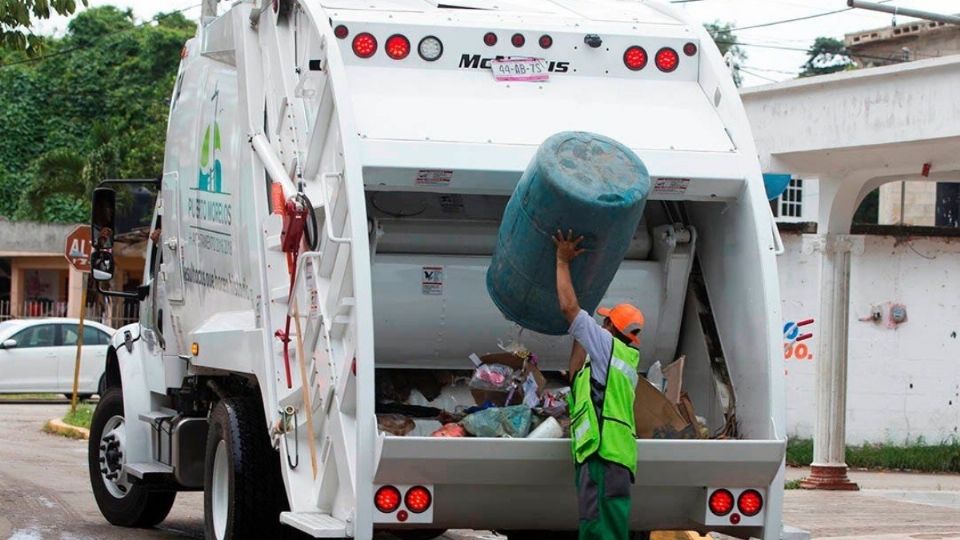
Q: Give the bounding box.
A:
[32,0,960,87]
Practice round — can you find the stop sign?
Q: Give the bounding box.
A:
[64,225,93,272]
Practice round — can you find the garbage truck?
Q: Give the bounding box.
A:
[86,0,787,539]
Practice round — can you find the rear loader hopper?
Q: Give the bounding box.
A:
[85,1,786,539]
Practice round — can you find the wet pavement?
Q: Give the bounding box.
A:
[2,403,960,539]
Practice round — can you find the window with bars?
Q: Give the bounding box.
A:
[779,178,803,218]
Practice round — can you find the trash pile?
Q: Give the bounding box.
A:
[375,348,711,440]
[375,348,571,439]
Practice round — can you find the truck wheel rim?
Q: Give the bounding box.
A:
[212,439,229,539]
[99,415,131,499]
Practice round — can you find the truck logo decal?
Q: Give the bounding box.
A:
[458,54,570,73]
[188,83,235,266]
[198,86,224,194]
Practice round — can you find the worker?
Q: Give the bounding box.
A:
[553,229,644,540]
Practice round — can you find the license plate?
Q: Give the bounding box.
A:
[491,57,549,82]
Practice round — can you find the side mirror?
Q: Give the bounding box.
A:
[1,339,17,349]
[91,187,117,282]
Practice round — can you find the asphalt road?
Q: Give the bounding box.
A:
[2,403,960,539]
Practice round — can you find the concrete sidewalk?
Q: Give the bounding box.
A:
[786,466,960,491]
[784,467,960,539]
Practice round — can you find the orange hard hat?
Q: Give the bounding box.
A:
[597,303,645,344]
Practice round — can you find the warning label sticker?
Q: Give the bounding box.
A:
[653,177,690,194]
[422,266,444,295]
[416,170,453,186]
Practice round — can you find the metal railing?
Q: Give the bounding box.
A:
[0,299,139,328]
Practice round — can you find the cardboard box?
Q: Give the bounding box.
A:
[470,353,546,407]
[634,378,699,439]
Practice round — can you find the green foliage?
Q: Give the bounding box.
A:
[704,21,746,87]
[784,478,803,490]
[1,0,88,52]
[800,37,854,78]
[786,438,814,466]
[787,437,960,473]
[0,6,194,222]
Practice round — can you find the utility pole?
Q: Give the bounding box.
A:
[847,1,960,26]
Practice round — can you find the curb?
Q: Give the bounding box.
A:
[44,418,90,440]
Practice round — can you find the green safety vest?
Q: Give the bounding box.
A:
[567,338,640,475]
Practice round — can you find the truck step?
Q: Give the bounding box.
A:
[124,461,174,480]
[279,512,347,537]
[138,410,175,424]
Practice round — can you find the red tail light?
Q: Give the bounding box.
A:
[511,33,525,47]
[352,33,377,58]
[404,486,432,514]
[375,485,401,513]
[737,489,763,516]
[708,489,734,516]
[385,34,410,60]
[539,34,553,49]
[484,32,498,46]
[655,47,679,72]
[623,46,647,71]
[683,42,698,56]
[334,24,349,39]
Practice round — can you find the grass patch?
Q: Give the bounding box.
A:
[787,437,960,473]
[63,404,94,429]
[784,478,803,490]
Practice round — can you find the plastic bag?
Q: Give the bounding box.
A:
[469,363,515,392]
[521,373,540,408]
[377,414,415,436]
[540,387,570,418]
[461,405,533,438]
[431,423,467,437]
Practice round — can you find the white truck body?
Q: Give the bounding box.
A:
[91,1,787,538]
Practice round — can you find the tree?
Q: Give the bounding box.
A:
[705,21,747,87]
[0,6,195,223]
[800,37,853,78]
[1,0,88,52]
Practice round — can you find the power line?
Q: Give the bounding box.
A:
[737,67,780,83]
[716,38,906,65]
[0,4,201,69]
[741,64,800,76]
[729,0,895,32]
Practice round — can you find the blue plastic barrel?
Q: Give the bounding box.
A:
[487,132,651,335]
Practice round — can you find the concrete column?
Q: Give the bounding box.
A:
[9,260,23,318]
[66,267,86,318]
[801,234,862,490]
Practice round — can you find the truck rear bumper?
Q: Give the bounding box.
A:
[374,437,785,532]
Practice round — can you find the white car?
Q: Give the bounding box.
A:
[0,318,115,398]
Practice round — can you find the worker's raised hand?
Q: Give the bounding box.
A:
[553,229,585,263]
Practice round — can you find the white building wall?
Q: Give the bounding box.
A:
[779,233,960,444]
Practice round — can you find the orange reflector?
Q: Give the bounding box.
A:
[191,343,199,356]
[271,183,285,215]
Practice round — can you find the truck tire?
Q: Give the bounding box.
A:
[88,388,176,527]
[204,397,286,540]
[98,373,107,397]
